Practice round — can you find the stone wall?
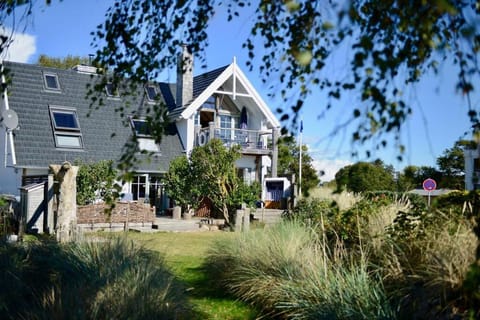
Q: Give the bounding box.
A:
[77,202,155,225]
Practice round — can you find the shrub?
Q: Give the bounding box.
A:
[0,237,191,319]
[0,196,17,238]
[282,197,336,224]
[75,160,120,205]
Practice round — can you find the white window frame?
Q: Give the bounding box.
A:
[49,106,83,149]
[105,82,119,97]
[43,73,61,91]
[130,118,151,137]
[129,117,161,153]
[145,84,158,102]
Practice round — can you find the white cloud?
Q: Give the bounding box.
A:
[1,27,36,63]
[312,158,352,182]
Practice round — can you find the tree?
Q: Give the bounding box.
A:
[397,165,420,191]
[277,136,320,197]
[75,160,119,205]
[334,164,352,192]
[396,139,474,191]
[37,54,92,69]
[3,1,480,156]
[163,156,198,212]
[335,160,396,193]
[397,165,442,190]
[437,139,475,189]
[84,1,480,159]
[163,139,259,225]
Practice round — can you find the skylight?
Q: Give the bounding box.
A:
[51,111,79,130]
[49,106,83,149]
[44,73,60,90]
[131,119,152,137]
[145,85,158,102]
[130,118,160,153]
[105,82,119,97]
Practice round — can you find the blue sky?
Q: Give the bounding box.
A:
[1,0,477,182]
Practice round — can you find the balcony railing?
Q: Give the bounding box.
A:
[196,126,272,153]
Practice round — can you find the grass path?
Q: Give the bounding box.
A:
[125,231,259,320]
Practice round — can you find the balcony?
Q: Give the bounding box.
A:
[196,126,272,155]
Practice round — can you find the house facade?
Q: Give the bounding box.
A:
[0,50,280,213]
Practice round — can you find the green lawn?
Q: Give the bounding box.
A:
[124,231,259,320]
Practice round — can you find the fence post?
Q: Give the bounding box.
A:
[243,207,250,232]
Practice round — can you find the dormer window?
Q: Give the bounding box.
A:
[105,82,119,97]
[145,85,158,102]
[49,106,83,149]
[44,73,60,91]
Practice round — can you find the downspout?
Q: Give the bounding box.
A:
[271,127,279,177]
[1,62,16,166]
[232,56,236,100]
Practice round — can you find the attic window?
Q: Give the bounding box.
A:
[105,82,119,97]
[44,73,60,91]
[49,106,83,149]
[130,118,160,153]
[145,85,158,102]
[131,119,152,137]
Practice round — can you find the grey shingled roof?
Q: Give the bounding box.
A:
[4,61,184,173]
[193,65,228,98]
[168,65,228,118]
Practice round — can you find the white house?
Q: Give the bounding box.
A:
[0,49,281,214]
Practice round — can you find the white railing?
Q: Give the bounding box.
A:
[197,127,271,151]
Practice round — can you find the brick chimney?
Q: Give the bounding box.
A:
[176,45,193,108]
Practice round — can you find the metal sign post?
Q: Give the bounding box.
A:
[422,178,437,208]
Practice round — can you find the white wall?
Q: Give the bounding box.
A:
[176,117,194,154]
[0,126,22,195]
[464,149,478,190]
[24,168,49,176]
[0,165,21,196]
[236,156,256,169]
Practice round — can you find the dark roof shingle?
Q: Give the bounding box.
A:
[4,61,184,173]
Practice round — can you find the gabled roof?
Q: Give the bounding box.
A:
[168,65,228,119]
[2,61,184,172]
[173,59,280,129]
[193,65,228,98]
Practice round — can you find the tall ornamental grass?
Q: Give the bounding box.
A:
[205,221,395,319]
[0,237,191,319]
[309,187,361,211]
[364,199,477,317]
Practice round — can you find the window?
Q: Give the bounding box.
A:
[219,114,233,141]
[130,118,160,153]
[49,106,83,149]
[201,96,216,110]
[132,175,147,201]
[105,82,119,97]
[51,110,80,130]
[131,174,165,204]
[44,73,60,91]
[145,85,158,102]
[131,119,151,137]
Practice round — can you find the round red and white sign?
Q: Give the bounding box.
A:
[422,178,437,191]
